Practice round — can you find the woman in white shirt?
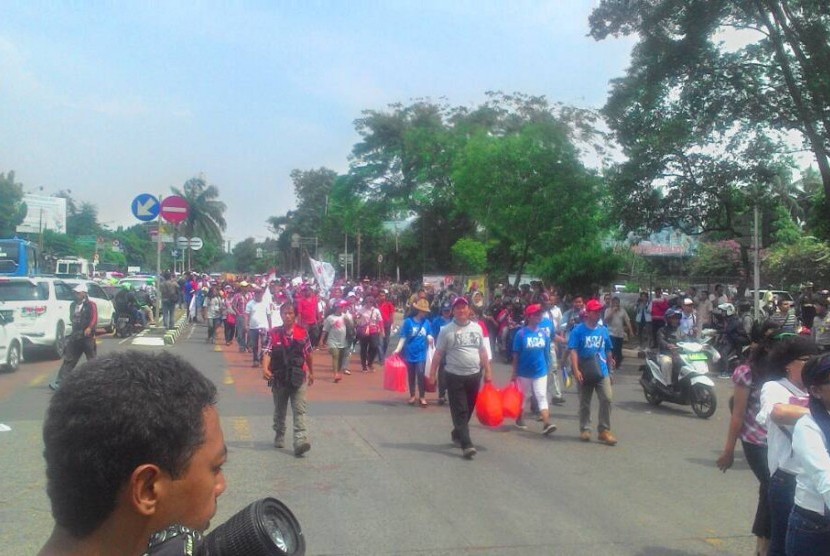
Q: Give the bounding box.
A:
[756,335,819,556]
[786,353,830,555]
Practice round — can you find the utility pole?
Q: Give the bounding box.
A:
[753,202,761,320]
[356,230,362,280]
[395,224,400,283]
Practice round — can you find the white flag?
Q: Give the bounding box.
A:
[308,256,336,294]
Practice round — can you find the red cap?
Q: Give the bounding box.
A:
[525,303,543,317]
[452,297,469,308]
[585,299,603,312]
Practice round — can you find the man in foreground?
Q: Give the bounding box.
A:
[430,296,493,460]
[38,351,227,556]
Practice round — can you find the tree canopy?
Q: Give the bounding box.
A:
[0,171,28,237]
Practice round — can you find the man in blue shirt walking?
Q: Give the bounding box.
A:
[568,298,617,445]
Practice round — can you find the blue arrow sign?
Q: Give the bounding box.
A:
[131,193,160,222]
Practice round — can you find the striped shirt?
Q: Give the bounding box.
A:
[733,364,766,446]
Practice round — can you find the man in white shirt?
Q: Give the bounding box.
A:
[679,298,699,339]
[246,288,272,367]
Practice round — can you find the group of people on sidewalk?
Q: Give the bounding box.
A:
[718,324,830,555]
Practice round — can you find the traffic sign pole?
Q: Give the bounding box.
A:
[156,194,162,314]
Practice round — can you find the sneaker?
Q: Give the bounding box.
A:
[343,369,352,375]
[294,442,311,457]
[48,381,60,391]
[598,430,618,446]
[579,430,591,442]
[462,447,477,460]
[551,397,566,405]
[542,423,557,436]
[718,373,731,380]
[274,436,284,449]
[515,418,528,430]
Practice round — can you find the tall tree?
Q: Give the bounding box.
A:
[453,116,616,287]
[171,176,227,243]
[0,171,27,236]
[590,0,830,205]
[66,202,100,238]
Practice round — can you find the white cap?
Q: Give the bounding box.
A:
[683,298,694,305]
[73,283,88,293]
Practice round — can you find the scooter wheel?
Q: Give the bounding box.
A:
[643,387,662,406]
[691,384,717,418]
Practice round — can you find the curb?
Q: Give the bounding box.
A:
[163,314,190,345]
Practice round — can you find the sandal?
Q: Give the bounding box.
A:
[419,399,428,408]
[408,397,417,405]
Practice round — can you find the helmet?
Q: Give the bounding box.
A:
[718,303,736,316]
[121,282,133,291]
[665,308,682,319]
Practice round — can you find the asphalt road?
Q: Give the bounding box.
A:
[0,324,758,555]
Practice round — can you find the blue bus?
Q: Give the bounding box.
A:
[0,238,40,276]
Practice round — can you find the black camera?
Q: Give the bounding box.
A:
[146,497,305,555]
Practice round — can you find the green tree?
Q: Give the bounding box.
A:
[453,116,613,286]
[67,202,101,238]
[590,0,830,201]
[0,171,28,236]
[762,236,830,288]
[170,177,227,243]
[451,238,488,274]
[232,238,260,273]
[689,240,744,278]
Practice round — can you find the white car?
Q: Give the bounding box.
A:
[0,277,74,359]
[0,309,24,372]
[63,279,116,333]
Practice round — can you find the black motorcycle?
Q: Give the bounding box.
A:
[114,309,143,338]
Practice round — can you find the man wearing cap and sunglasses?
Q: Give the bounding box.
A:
[430,296,494,459]
[49,283,98,391]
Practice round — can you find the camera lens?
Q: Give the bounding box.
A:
[199,497,305,555]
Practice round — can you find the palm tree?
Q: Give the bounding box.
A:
[170,176,227,269]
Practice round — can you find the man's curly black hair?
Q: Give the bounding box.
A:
[43,351,217,538]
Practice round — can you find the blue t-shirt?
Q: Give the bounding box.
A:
[567,323,612,377]
[513,326,550,379]
[539,317,556,343]
[400,317,430,363]
[431,315,452,338]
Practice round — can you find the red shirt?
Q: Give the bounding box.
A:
[296,295,320,327]
[379,301,396,325]
[651,297,670,321]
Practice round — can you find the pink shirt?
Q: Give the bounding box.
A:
[733,364,766,446]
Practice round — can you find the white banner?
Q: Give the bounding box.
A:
[16,194,67,234]
[309,256,336,294]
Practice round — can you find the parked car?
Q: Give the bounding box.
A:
[62,279,116,333]
[0,277,74,359]
[0,310,24,372]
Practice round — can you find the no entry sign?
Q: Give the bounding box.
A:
[160,195,189,225]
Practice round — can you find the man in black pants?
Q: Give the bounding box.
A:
[49,283,97,391]
[429,297,493,460]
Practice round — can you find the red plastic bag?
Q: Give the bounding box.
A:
[501,381,524,420]
[425,372,437,393]
[383,354,408,393]
[476,382,504,427]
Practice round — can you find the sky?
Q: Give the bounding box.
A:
[0,1,636,246]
